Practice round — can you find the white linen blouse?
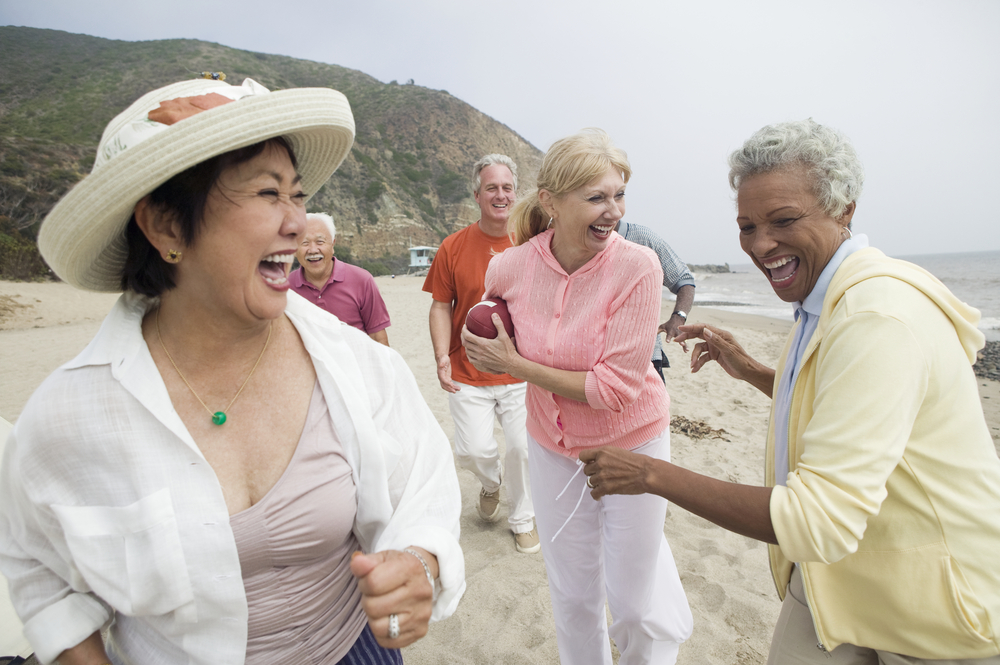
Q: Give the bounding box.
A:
[0,291,465,665]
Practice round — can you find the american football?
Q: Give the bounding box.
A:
[465,298,515,339]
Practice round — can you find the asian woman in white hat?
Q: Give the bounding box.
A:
[0,77,464,665]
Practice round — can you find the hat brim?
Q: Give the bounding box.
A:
[39,87,355,292]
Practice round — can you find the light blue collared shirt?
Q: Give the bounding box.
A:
[773,234,869,485]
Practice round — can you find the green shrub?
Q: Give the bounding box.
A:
[363,181,385,201]
[402,167,431,183]
[357,251,410,277]
[435,169,468,203]
[352,149,380,174]
[359,260,389,276]
[331,245,355,265]
[393,151,417,166]
[0,231,50,280]
[415,195,435,218]
[1,155,27,177]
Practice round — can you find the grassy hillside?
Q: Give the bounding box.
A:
[0,26,542,279]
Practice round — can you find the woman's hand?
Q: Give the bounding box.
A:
[460,315,520,376]
[580,446,778,544]
[55,631,109,665]
[351,548,438,648]
[579,447,655,499]
[673,324,775,397]
[674,323,750,376]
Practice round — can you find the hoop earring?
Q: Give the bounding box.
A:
[842,226,853,239]
[546,218,553,229]
[166,249,182,263]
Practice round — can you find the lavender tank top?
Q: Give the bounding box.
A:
[230,382,367,664]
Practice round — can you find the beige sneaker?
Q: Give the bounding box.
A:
[477,486,501,522]
[514,528,541,554]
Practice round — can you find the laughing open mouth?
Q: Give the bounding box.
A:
[590,224,613,239]
[259,253,294,286]
[763,256,799,283]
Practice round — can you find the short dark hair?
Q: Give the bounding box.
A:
[121,137,297,296]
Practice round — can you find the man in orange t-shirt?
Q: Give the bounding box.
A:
[423,154,537,554]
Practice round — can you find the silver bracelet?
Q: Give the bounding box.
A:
[403,547,438,602]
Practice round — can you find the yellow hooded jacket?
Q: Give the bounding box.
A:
[767,247,1000,658]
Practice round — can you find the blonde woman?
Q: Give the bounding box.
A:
[462,129,692,665]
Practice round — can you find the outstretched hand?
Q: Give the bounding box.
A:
[351,549,436,648]
[657,319,687,349]
[578,446,654,500]
[461,314,520,376]
[674,323,775,397]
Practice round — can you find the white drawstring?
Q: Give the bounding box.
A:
[554,460,584,500]
[549,460,591,543]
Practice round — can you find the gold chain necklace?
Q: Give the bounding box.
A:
[156,309,272,426]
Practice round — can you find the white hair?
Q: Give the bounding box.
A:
[728,119,864,218]
[472,154,518,194]
[306,212,336,240]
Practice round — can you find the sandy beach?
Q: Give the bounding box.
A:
[2,276,999,664]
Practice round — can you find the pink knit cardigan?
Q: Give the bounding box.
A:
[484,230,670,457]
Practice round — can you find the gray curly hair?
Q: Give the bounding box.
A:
[728,119,864,219]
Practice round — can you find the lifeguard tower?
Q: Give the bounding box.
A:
[408,245,437,271]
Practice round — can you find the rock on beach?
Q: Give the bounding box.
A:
[976,341,1000,382]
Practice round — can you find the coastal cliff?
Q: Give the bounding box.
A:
[0,27,543,277]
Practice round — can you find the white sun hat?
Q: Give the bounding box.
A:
[38,77,356,292]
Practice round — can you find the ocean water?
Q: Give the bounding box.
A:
[665,249,1000,341]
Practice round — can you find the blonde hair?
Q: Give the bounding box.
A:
[509,128,631,246]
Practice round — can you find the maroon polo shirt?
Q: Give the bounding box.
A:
[289,259,391,334]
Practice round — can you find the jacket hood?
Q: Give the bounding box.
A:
[825,247,984,364]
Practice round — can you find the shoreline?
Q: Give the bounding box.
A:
[1,277,998,663]
[689,301,1000,343]
[0,280,802,423]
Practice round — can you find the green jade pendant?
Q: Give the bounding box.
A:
[212,411,227,426]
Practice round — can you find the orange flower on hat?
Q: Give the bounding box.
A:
[148,92,233,126]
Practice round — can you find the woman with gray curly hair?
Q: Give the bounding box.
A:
[580,119,1000,663]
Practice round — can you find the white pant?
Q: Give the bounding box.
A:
[529,431,692,665]
[448,381,534,533]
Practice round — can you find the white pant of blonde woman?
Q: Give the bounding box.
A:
[528,430,692,664]
[448,381,534,533]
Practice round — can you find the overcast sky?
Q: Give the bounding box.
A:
[3,0,998,264]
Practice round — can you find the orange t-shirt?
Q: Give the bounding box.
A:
[422,222,521,386]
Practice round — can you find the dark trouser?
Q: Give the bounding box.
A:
[652,358,667,384]
[338,624,403,665]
